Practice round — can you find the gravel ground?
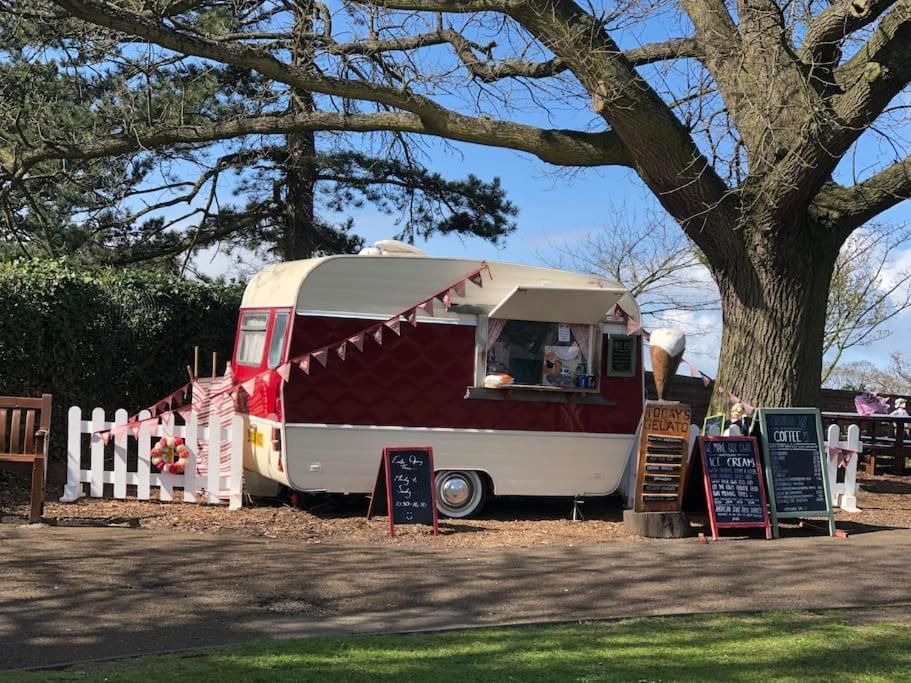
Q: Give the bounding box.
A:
[2,473,908,546]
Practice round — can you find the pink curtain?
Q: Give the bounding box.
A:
[570,324,590,360]
[487,318,507,347]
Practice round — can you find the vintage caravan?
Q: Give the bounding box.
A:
[234,249,645,517]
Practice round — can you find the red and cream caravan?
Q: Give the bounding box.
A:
[234,252,645,517]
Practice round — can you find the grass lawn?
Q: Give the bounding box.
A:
[6,610,911,682]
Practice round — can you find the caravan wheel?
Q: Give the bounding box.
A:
[435,470,487,518]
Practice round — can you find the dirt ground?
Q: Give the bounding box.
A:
[2,473,909,546]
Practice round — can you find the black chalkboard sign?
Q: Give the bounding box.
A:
[366,446,439,537]
[756,408,835,537]
[699,437,771,539]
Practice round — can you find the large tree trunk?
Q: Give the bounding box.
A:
[280,2,318,262]
[280,127,317,260]
[709,223,842,412]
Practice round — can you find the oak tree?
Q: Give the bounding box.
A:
[13,0,911,406]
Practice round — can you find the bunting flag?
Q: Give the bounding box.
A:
[176,406,192,422]
[406,308,418,327]
[385,318,401,336]
[419,299,434,316]
[469,272,483,287]
[160,411,173,428]
[443,291,452,308]
[241,377,257,396]
[299,356,311,374]
[742,401,756,414]
[348,333,365,352]
[276,363,292,382]
[335,342,347,361]
[100,431,112,446]
[452,280,466,297]
[701,373,712,388]
[371,326,383,346]
[626,317,643,336]
[313,348,329,367]
[128,422,142,438]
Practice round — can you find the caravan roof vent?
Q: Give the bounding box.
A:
[358,239,426,256]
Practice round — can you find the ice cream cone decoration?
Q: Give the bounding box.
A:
[649,328,686,401]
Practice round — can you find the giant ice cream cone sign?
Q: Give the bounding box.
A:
[649,328,686,401]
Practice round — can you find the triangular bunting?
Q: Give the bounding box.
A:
[128,422,141,438]
[701,373,712,388]
[729,393,741,404]
[371,326,383,346]
[468,272,483,287]
[100,431,112,446]
[419,299,434,316]
[626,317,642,335]
[241,377,257,396]
[160,411,173,428]
[443,291,452,308]
[176,406,192,422]
[385,318,401,336]
[348,333,364,352]
[335,342,347,361]
[452,280,466,298]
[483,263,493,280]
[743,401,756,414]
[313,348,329,367]
[687,361,699,377]
[406,308,418,327]
[276,363,292,382]
[299,356,311,374]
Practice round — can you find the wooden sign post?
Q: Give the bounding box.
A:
[367,446,440,537]
[634,401,692,512]
[699,437,771,540]
[756,408,836,538]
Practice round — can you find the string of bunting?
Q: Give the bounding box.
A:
[94,262,493,444]
[612,305,756,415]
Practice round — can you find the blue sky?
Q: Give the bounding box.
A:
[197,130,911,379]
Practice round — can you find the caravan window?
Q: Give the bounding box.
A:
[267,311,290,368]
[237,311,269,366]
[486,320,595,388]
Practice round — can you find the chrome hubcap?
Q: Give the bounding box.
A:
[440,475,471,507]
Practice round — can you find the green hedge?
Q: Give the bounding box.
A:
[0,259,243,460]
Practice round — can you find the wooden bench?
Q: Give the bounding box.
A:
[0,394,52,523]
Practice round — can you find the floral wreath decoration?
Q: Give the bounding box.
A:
[151,436,189,474]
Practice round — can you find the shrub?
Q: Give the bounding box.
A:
[0,259,243,461]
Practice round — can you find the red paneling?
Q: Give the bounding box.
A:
[232,307,292,420]
[277,315,643,434]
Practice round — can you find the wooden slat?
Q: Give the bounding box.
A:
[0,409,6,453]
[0,453,37,464]
[9,409,21,454]
[23,410,35,454]
[0,395,45,409]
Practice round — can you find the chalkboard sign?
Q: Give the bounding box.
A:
[699,437,771,540]
[756,408,835,538]
[703,414,725,436]
[367,446,440,537]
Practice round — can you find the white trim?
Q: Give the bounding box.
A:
[295,308,476,326]
[283,421,633,440]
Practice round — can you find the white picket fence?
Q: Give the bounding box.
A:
[825,423,862,513]
[60,407,244,510]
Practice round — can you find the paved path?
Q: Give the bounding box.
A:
[2,525,911,670]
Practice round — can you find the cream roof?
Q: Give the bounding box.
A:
[241,255,641,323]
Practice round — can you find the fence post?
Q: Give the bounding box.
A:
[90,407,106,497]
[137,411,152,500]
[183,411,198,503]
[60,406,83,502]
[826,424,841,506]
[229,415,244,511]
[207,419,221,504]
[840,425,861,512]
[113,409,128,499]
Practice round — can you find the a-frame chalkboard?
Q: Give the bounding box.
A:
[756,408,835,538]
[699,436,771,540]
[367,446,440,537]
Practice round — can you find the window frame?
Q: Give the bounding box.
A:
[480,318,601,392]
[605,333,637,378]
[236,310,271,368]
[267,310,291,369]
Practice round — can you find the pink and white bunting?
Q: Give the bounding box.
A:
[371,326,383,346]
[276,363,292,382]
[348,333,365,352]
[313,348,329,367]
[385,318,401,336]
[241,377,257,396]
[299,356,311,374]
[419,299,434,316]
[335,342,347,361]
[406,308,418,327]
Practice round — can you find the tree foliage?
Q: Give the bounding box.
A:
[4,0,911,406]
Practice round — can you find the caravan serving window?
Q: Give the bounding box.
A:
[237,311,269,366]
[486,320,595,388]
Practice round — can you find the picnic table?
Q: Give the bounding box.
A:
[822,412,911,476]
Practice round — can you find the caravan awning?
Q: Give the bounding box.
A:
[488,285,625,324]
